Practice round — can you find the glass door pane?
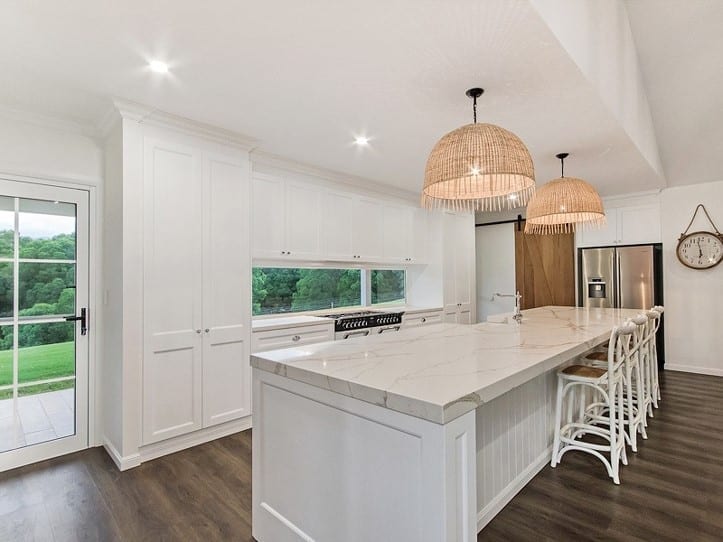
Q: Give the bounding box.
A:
[0,184,88,467]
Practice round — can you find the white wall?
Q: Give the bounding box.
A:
[0,113,102,183]
[475,223,516,322]
[661,180,723,376]
[530,0,663,180]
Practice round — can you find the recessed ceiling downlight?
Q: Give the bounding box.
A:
[354,136,370,146]
[149,60,169,74]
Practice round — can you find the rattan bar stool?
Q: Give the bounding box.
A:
[550,322,636,484]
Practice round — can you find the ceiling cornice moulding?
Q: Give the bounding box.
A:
[110,97,259,151]
[250,149,419,204]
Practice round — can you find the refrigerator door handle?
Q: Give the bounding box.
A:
[615,250,622,308]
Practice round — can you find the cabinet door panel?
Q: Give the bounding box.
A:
[285,182,323,259]
[252,175,285,258]
[410,208,427,263]
[324,191,355,260]
[382,205,410,263]
[144,347,202,443]
[353,198,383,260]
[143,139,203,443]
[203,332,249,426]
[619,204,661,245]
[203,155,251,426]
[577,210,619,247]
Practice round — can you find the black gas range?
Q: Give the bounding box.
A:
[320,310,405,339]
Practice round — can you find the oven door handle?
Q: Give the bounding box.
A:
[377,325,401,334]
[342,330,371,339]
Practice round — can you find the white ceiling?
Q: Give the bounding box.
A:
[0,1,718,197]
[625,0,723,187]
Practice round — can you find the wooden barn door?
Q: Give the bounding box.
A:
[515,220,575,309]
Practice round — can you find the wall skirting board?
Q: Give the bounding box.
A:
[103,416,253,471]
[665,366,723,378]
[102,438,141,471]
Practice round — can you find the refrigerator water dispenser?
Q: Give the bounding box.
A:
[587,278,606,299]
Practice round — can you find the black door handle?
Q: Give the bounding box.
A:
[65,307,88,336]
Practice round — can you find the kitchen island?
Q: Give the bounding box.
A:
[251,306,641,542]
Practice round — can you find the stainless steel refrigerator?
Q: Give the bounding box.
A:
[578,244,664,363]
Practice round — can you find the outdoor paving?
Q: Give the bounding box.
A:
[0,389,75,452]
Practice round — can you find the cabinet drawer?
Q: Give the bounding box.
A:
[252,323,334,353]
[402,311,443,328]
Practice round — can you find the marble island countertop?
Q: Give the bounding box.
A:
[251,306,643,424]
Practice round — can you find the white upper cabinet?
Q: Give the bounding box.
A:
[410,208,428,263]
[352,197,384,260]
[323,190,355,259]
[143,135,251,446]
[618,204,661,245]
[382,204,411,263]
[285,181,323,259]
[252,174,323,260]
[577,198,661,247]
[251,175,285,258]
[253,174,427,264]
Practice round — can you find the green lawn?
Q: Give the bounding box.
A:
[0,341,75,398]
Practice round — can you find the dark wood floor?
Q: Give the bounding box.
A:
[1,370,721,541]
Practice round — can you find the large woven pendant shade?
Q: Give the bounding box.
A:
[524,153,606,235]
[422,88,535,212]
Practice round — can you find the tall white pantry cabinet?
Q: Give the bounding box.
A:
[142,138,251,444]
[101,102,254,469]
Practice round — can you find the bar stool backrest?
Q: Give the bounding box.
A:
[630,314,649,363]
[608,322,637,380]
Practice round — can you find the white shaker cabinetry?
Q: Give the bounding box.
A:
[143,137,251,445]
[382,204,411,263]
[252,174,323,260]
[323,191,384,262]
[577,200,661,247]
[382,205,428,264]
[252,322,334,353]
[352,197,384,261]
[443,212,476,324]
[402,309,443,328]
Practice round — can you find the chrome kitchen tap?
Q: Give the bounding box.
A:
[492,291,523,323]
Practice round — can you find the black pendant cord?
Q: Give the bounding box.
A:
[465,88,484,124]
[556,152,569,178]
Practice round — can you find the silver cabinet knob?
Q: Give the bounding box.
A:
[196,329,202,334]
[421,317,426,323]
[292,335,301,342]
[205,328,210,333]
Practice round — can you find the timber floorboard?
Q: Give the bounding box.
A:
[0,370,720,541]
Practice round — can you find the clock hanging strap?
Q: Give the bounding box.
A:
[680,204,722,240]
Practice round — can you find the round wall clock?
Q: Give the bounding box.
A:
[676,231,723,269]
[676,204,723,270]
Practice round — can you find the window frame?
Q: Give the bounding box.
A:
[252,263,407,317]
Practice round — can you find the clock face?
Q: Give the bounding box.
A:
[677,231,723,269]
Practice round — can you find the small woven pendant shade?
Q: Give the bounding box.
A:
[524,153,606,235]
[422,89,535,212]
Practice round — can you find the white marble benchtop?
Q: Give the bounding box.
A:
[251,306,643,424]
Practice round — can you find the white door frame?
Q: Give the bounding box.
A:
[0,177,94,471]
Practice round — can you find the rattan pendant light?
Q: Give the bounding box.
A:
[422,88,535,212]
[524,153,606,235]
